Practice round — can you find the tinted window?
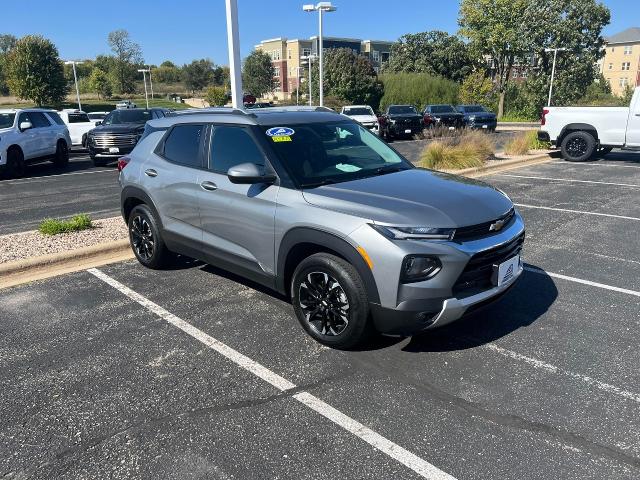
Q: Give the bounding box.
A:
[30,112,51,128]
[343,107,374,116]
[163,124,204,168]
[103,109,152,125]
[0,113,16,129]
[68,113,91,123]
[210,126,264,173]
[87,113,107,120]
[388,105,417,115]
[47,112,66,125]
[461,105,487,113]
[429,105,456,114]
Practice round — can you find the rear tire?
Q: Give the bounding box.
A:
[51,140,69,168]
[6,147,26,178]
[291,253,372,349]
[560,131,596,162]
[128,204,170,269]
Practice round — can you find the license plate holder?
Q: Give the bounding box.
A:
[109,147,120,153]
[404,129,412,134]
[493,255,520,286]
[482,124,488,129]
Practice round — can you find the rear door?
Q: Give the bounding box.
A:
[142,123,205,247]
[197,124,278,278]
[30,112,56,155]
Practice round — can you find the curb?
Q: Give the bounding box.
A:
[0,239,133,289]
[442,152,552,178]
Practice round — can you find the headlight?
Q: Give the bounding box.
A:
[401,255,442,283]
[468,116,476,121]
[370,224,455,240]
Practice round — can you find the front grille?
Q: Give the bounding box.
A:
[401,118,421,127]
[454,208,515,242]
[452,232,525,297]
[91,133,138,148]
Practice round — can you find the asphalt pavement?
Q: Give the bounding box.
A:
[1,152,639,479]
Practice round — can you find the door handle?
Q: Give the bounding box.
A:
[200,181,218,191]
[144,169,158,177]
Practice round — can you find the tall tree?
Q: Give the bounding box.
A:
[5,35,67,106]
[459,0,533,117]
[107,29,143,94]
[0,34,17,95]
[242,50,276,98]
[89,67,112,99]
[385,31,476,82]
[182,59,215,93]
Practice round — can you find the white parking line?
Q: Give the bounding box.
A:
[0,169,114,186]
[524,266,640,298]
[482,343,640,404]
[514,203,640,221]
[87,267,456,480]
[497,174,640,188]
[550,161,640,169]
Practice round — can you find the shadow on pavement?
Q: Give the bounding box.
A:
[402,266,558,353]
[0,151,113,181]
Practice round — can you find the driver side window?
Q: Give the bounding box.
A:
[209,126,264,173]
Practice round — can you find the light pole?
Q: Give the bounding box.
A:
[148,66,154,100]
[64,60,83,111]
[301,54,317,106]
[226,0,243,108]
[137,68,150,108]
[303,2,337,107]
[296,66,302,105]
[544,47,567,106]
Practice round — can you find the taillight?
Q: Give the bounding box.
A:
[541,108,549,126]
[117,156,131,172]
[423,114,432,125]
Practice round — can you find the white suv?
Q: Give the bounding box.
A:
[58,109,97,148]
[340,105,380,135]
[0,109,72,178]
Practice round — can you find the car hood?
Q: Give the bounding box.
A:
[91,124,145,134]
[302,168,512,227]
[346,114,378,124]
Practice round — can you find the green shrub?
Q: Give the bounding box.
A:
[39,214,93,235]
[420,130,494,170]
[379,73,459,112]
[204,86,228,107]
[503,130,550,155]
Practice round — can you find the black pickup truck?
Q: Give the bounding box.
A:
[379,105,424,141]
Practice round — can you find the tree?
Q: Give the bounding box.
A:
[459,69,497,109]
[182,59,215,93]
[5,35,67,106]
[89,68,112,99]
[107,29,143,94]
[0,34,17,95]
[154,64,182,84]
[309,48,384,107]
[459,0,533,118]
[385,30,476,82]
[205,86,228,106]
[242,50,276,98]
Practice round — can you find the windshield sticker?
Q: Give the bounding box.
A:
[266,126,295,137]
[335,164,362,173]
[272,135,292,142]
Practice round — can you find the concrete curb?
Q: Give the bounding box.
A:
[0,239,133,289]
[442,152,552,178]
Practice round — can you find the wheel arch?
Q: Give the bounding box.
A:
[277,227,380,303]
[121,186,163,229]
[558,123,599,145]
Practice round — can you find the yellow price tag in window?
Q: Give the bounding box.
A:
[272,135,292,142]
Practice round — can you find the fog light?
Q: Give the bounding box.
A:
[401,255,441,283]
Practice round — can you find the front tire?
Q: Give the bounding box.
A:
[128,204,170,269]
[292,253,372,349]
[6,147,26,178]
[561,131,596,162]
[52,140,69,168]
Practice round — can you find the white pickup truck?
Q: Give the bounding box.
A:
[538,86,640,161]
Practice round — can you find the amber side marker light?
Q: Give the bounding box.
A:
[356,246,374,270]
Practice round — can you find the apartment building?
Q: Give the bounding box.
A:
[599,27,640,96]
[256,36,393,100]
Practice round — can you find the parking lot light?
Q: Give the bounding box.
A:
[64,60,84,111]
[137,68,151,109]
[226,0,243,109]
[301,54,317,106]
[544,47,567,106]
[303,2,337,107]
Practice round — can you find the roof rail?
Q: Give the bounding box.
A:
[167,107,254,117]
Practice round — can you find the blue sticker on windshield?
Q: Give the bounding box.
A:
[266,127,295,137]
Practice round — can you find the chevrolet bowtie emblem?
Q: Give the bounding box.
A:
[489,219,505,232]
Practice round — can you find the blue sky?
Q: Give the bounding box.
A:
[1,0,638,66]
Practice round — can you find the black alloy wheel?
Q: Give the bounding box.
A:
[298,271,350,337]
[130,214,155,261]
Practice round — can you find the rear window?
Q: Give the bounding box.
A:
[47,112,66,125]
[87,113,107,120]
[461,105,486,113]
[430,105,456,114]
[0,113,16,129]
[68,113,91,123]
[103,110,153,125]
[343,107,373,116]
[162,124,204,168]
[31,112,51,128]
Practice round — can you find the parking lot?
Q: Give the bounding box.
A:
[1,152,639,479]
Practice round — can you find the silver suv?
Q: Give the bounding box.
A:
[119,107,525,348]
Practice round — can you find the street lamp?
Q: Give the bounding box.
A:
[301,54,318,106]
[147,66,154,100]
[137,68,150,108]
[64,61,84,111]
[303,2,337,107]
[226,0,243,108]
[544,47,567,106]
[295,66,304,105]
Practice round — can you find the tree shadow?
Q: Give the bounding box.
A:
[401,264,558,353]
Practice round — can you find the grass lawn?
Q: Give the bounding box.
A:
[0,97,192,112]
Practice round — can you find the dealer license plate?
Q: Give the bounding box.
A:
[404,129,412,134]
[482,124,488,129]
[496,255,520,286]
[109,147,120,153]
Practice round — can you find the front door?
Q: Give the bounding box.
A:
[197,124,278,279]
[625,89,640,147]
[16,112,40,159]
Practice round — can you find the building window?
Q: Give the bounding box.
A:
[619,78,629,87]
[302,48,311,57]
[622,62,631,71]
[287,49,292,59]
[624,45,633,55]
[274,66,280,77]
[372,50,380,62]
[381,52,390,63]
[270,50,280,60]
[608,63,613,70]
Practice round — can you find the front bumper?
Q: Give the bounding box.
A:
[537,130,551,143]
[388,123,423,136]
[466,119,497,130]
[89,145,135,158]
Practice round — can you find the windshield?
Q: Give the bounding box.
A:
[388,105,417,115]
[68,113,91,123]
[343,107,374,116]
[102,110,152,125]
[430,105,456,114]
[266,121,412,188]
[88,113,107,120]
[0,113,16,129]
[460,105,487,113]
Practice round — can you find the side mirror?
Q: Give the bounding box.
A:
[19,121,33,131]
[227,163,276,184]
[95,121,102,126]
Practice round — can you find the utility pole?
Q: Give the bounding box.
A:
[137,69,150,108]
